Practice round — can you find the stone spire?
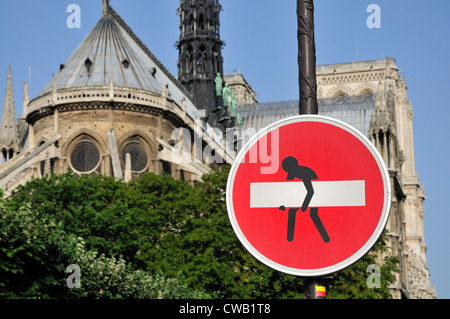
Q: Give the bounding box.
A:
[0,65,20,161]
[102,0,110,17]
[22,80,29,115]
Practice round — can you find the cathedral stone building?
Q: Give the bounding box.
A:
[0,1,436,299]
[0,1,233,195]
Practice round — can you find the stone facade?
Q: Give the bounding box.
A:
[223,73,258,105]
[318,58,436,298]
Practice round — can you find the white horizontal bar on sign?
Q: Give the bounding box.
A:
[250,181,365,208]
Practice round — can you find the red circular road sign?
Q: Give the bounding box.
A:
[226,115,391,277]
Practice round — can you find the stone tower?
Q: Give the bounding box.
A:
[176,0,229,130]
[0,66,20,161]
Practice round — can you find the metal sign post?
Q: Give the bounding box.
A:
[297,0,325,299]
[297,0,318,116]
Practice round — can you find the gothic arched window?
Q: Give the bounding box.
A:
[360,89,374,96]
[199,14,205,30]
[120,136,149,173]
[69,135,101,174]
[334,90,348,98]
[197,45,207,74]
[186,46,193,75]
[188,15,194,31]
[212,47,219,73]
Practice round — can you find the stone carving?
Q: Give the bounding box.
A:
[215,73,222,96]
[222,83,230,107]
[229,89,237,117]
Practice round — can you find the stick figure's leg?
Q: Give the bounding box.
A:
[287,208,299,242]
[310,208,330,243]
[302,180,314,212]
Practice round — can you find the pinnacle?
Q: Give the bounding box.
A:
[102,0,110,17]
[0,65,20,157]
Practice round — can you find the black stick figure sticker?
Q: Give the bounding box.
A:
[279,156,330,243]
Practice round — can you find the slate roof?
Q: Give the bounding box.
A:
[237,95,376,137]
[39,10,156,94]
[37,4,199,118]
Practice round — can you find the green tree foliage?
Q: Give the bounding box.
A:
[1,173,209,299]
[0,198,74,298]
[0,190,209,299]
[1,167,398,299]
[6,173,142,261]
[67,237,210,299]
[327,232,399,299]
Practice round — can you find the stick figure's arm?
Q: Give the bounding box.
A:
[301,179,314,212]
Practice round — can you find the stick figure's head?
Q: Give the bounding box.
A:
[282,156,299,173]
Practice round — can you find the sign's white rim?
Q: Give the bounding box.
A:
[226,114,392,277]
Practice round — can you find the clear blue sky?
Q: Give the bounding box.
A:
[0,1,448,299]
